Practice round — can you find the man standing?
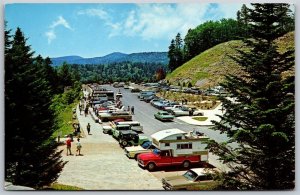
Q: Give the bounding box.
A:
[131,106,134,115]
[66,135,72,156]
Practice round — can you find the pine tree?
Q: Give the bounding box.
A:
[5,27,66,188]
[207,4,294,190]
[167,39,176,71]
[174,33,184,69]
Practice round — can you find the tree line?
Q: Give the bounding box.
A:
[69,62,166,84]
[167,4,294,72]
[5,25,81,188]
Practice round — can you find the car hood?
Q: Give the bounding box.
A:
[125,145,145,152]
[163,175,191,187]
[138,152,159,160]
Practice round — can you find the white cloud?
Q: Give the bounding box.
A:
[78,8,109,20]
[111,3,212,40]
[77,8,119,38]
[45,16,73,44]
[45,30,56,44]
[77,4,242,41]
[50,16,73,30]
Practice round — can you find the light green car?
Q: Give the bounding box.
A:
[162,168,219,190]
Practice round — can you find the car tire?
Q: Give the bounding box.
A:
[182,161,190,169]
[147,162,156,171]
[134,154,139,160]
[121,140,128,147]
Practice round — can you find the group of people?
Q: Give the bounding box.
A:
[66,135,82,156]
[127,106,134,114]
[66,123,91,156]
[79,102,89,117]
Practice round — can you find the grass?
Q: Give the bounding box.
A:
[47,183,84,190]
[192,117,208,121]
[166,31,294,89]
[54,102,78,138]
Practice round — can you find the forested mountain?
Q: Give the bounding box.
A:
[51,52,168,66]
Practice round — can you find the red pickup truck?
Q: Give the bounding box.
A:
[137,149,203,171]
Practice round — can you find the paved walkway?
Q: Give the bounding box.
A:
[56,106,163,190]
[177,103,223,126]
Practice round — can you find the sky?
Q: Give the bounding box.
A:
[5,3,243,58]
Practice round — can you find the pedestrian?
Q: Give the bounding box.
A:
[185,98,188,105]
[66,135,72,156]
[85,107,88,117]
[87,123,91,135]
[79,105,82,115]
[131,106,134,115]
[76,138,82,156]
[127,106,130,112]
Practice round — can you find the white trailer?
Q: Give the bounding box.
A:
[151,128,209,160]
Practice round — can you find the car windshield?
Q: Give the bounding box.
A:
[161,112,169,115]
[141,141,151,149]
[183,170,198,181]
[153,148,161,155]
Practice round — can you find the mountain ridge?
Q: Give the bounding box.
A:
[50,52,168,66]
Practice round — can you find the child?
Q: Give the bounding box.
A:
[76,138,82,156]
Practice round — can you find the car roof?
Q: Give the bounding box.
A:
[189,168,213,176]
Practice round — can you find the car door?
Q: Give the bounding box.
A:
[157,150,172,167]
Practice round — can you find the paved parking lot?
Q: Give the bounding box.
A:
[56,85,230,190]
[56,109,163,190]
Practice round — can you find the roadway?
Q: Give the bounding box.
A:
[105,85,229,144]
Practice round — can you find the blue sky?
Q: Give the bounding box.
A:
[5,3,242,58]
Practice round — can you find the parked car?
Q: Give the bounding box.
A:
[154,111,174,121]
[124,141,157,159]
[150,98,162,106]
[162,168,218,190]
[119,131,150,147]
[102,125,113,134]
[170,107,204,117]
[98,111,132,122]
[143,95,156,103]
[114,121,143,133]
[111,124,132,139]
[161,101,180,111]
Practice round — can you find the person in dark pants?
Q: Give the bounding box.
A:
[87,123,91,135]
[84,107,88,117]
[131,106,134,115]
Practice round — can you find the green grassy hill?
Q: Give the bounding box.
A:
[166,31,294,89]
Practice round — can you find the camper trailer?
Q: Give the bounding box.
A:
[137,129,209,171]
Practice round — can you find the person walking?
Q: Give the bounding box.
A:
[84,106,88,117]
[87,123,91,135]
[76,138,82,156]
[131,106,134,115]
[127,106,130,112]
[66,135,72,156]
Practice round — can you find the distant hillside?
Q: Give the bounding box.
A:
[51,52,168,66]
[166,31,294,89]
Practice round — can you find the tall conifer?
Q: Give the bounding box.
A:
[207,4,294,190]
[5,27,65,188]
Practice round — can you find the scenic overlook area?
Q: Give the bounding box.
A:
[3,2,296,192]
